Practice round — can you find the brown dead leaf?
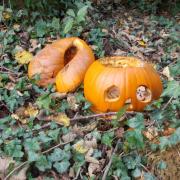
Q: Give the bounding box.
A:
[88,162,100,177]
[5,82,16,90]
[67,94,79,111]
[162,66,174,81]
[162,128,175,136]
[10,165,28,180]
[143,127,158,141]
[84,133,97,149]
[115,127,125,138]
[29,39,40,52]
[0,156,15,179]
[50,92,67,99]
[62,131,77,143]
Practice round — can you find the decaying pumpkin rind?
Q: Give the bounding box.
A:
[55,38,95,93]
[28,37,95,90]
[84,56,163,112]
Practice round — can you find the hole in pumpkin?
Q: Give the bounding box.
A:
[125,98,133,109]
[64,46,77,65]
[105,85,120,102]
[136,85,152,102]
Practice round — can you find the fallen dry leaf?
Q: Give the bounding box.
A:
[62,131,77,143]
[53,113,70,127]
[162,127,175,136]
[0,156,15,179]
[73,140,88,154]
[88,162,100,177]
[162,66,174,81]
[10,165,29,180]
[67,94,79,111]
[15,50,33,64]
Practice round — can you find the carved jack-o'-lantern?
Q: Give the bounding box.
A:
[84,56,163,112]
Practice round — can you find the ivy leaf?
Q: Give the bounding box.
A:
[77,6,88,22]
[51,17,60,31]
[48,148,71,162]
[36,93,52,110]
[132,168,141,178]
[162,80,180,98]
[53,161,70,173]
[24,138,40,151]
[63,17,74,34]
[66,9,75,17]
[27,151,39,162]
[157,160,167,170]
[125,129,144,150]
[143,173,156,180]
[35,155,52,171]
[126,113,144,130]
[159,136,171,150]
[101,131,114,147]
[116,105,128,120]
[35,20,47,37]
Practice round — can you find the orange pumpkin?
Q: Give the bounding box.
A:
[28,37,95,92]
[84,56,163,112]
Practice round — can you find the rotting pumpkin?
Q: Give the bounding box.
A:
[28,37,95,92]
[84,56,163,112]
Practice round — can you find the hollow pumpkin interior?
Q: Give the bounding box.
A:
[64,45,78,65]
[100,57,144,68]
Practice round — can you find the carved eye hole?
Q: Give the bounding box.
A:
[136,85,152,102]
[105,85,120,102]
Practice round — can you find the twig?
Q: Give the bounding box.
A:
[73,167,81,180]
[70,111,135,121]
[0,66,21,76]
[4,140,73,180]
[102,139,121,180]
[162,96,173,110]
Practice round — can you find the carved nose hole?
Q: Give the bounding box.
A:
[105,85,120,102]
[136,85,152,102]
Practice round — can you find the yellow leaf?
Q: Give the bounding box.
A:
[73,140,88,154]
[138,40,146,47]
[2,11,11,20]
[54,113,70,127]
[11,114,27,124]
[15,50,33,64]
[25,105,39,117]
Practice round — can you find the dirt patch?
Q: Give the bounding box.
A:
[148,144,180,180]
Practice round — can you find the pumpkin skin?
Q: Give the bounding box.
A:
[84,56,163,112]
[28,37,95,90]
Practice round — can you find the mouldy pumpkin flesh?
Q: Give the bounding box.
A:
[28,37,95,91]
[84,56,163,112]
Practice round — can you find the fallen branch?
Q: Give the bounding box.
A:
[102,139,121,180]
[4,140,73,180]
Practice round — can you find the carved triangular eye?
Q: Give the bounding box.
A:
[105,85,120,102]
[136,85,152,102]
